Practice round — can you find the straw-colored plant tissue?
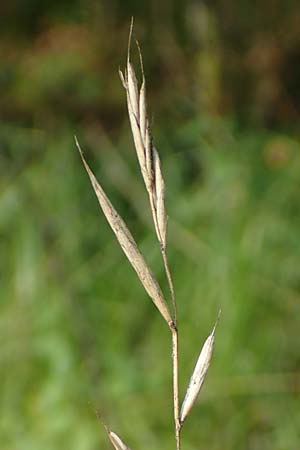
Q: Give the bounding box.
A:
[108,430,132,450]
[180,319,218,424]
[153,147,167,248]
[75,137,172,325]
[77,20,220,449]
[119,22,168,251]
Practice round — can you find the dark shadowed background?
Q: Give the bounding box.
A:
[1,1,300,449]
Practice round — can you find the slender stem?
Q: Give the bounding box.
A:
[162,248,177,324]
[171,324,181,450]
[148,166,180,448]
[148,194,161,246]
[149,192,177,320]
[148,192,177,323]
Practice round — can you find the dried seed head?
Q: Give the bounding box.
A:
[180,316,219,424]
[153,147,167,248]
[139,79,147,145]
[120,26,156,196]
[145,127,153,182]
[95,410,131,450]
[126,93,148,182]
[137,39,147,146]
[76,137,172,326]
[127,62,139,119]
[108,431,132,450]
[119,69,127,89]
[120,24,173,309]
[126,19,139,119]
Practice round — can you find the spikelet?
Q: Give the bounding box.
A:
[144,126,153,180]
[180,316,219,424]
[75,137,172,326]
[119,20,168,251]
[126,89,149,187]
[137,39,147,148]
[107,430,132,450]
[127,62,139,119]
[139,79,147,144]
[153,148,167,249]
[126,20,139,119]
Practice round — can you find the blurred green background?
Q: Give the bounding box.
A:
[1,1,300,449]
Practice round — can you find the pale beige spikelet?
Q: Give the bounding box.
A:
[153,147,167,249]
[127,62,140,119]
[118,68,127,90]
[119,33,169,251]
[139,78,147,145]
[180,317,219,424]
[119,21,148,186]
[75,137,172,325]
[126,20,139,119]
[144,127,153,179]
[126,90,149,186]
[107,430,132,450]
[136,39,154,190]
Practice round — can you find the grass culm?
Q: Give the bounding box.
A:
[76,19,219,450]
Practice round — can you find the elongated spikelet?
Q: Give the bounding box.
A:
[119,32,168,251]
[126,18,139,119]
[153,148,167,249]
[180,318,219,424]
[126,90,148,186]
[144,127,153,181]
[127,62,139,119]
[76,137,172,325]
[139,79,147,144]
[108,430,132,450]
